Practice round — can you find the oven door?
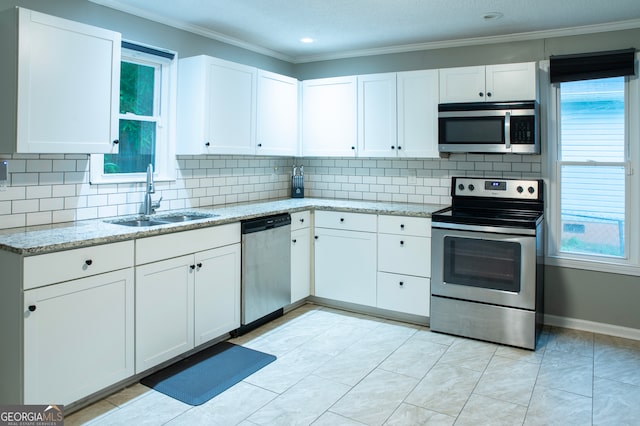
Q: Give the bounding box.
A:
[431,225,536,310]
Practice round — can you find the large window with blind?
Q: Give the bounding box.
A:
[547,52,639,274]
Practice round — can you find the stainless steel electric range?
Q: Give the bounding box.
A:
[430,176,544,350]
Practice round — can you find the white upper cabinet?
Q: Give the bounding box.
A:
[256,70,299,156]
[396,70,439,158]
[357,73,398,157]
[177,56,299,156]
[439,62,537,103]
[302,76,358,157]
[0,7,121,154]
[177,55,257,155]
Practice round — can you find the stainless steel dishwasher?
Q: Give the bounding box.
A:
[240,213,291,333]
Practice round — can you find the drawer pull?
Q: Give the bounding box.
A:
[299,218,304,223]
[28,305,36,312]
[85,259,93,266]
[399,281,404,287]
[400,224,405,229]
[340,218,345,223]
[400,240,404,246]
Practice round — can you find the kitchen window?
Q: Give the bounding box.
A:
[90,42,176,184]
[546,53,640,275]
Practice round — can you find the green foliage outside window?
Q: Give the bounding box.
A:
[104,61,157,174]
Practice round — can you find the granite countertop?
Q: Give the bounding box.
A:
[0,198,446,255]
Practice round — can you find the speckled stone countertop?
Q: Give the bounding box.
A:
[0,198,446,255]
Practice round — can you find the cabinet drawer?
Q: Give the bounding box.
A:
[136,223,240,265]
[378,234,430,277]
[290,210,311,231]
[23,240,134,290]
[378,215,431,237]
[377,272,430,317]
[315,211,376,232]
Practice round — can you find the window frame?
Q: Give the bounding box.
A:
[543,57,640,276]
[90,42,177,184]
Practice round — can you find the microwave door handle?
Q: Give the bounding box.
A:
[505,111,511,149]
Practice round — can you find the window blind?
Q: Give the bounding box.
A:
[550,48,635,83]
[121,41,175,60]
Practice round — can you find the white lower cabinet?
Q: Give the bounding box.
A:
[314,212,377,306]
[377,215,431,317]
[135,255,195,373]
[290,211,311,303]
[194,245,241,344]
[23,268,134,405]
[134,224,241,373]
[377,272,430,316]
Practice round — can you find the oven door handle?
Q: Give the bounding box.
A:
[431,221,536,236]
[505,111,511,150]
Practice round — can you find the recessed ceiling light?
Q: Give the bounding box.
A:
[483,12,504,21]
[300,37,314,44]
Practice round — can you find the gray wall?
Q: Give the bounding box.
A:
[2,0,639,331]
[0,0,294,75]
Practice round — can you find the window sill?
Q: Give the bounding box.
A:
[545,255,640,277]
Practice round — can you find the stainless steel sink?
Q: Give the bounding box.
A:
[114,219,169,227]
[107,212,219,227]
[155,213,217,223]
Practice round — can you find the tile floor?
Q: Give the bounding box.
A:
[67,304,640,425]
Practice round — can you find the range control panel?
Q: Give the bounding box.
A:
[452,177,541,200]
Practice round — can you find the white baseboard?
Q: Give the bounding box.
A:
[544,314,640,341]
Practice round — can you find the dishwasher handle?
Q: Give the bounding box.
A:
[241,213,291,234]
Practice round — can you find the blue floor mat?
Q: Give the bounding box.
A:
[140,341,276,406]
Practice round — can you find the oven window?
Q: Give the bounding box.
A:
[443,237,521,292]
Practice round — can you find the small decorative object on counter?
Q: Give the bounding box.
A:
[291,164,304,198]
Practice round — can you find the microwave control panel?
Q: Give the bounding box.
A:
[510,116,535,144]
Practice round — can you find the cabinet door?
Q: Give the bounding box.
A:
[485,62,537,102]
[314,227,377,306]
[23,269,134,405]
[438,66,485,103]
[302,76,357,156]
[357,73,397,157]
[291,227,311,303]
[206,58,257,154]
[135,255,194,373]
[397,70,439,158]
[256,70,298,156]
[14,8,120,153]
[194,244,241,345]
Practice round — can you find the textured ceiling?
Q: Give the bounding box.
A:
[89,0,640,62]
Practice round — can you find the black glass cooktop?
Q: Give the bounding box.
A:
[432,206,543,229]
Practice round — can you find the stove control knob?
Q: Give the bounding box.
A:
[458,183,465,191]
[468,184,475,191]
[528,186,535,194]
[517,186,524,193]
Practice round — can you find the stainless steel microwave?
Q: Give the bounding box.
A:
[438,101,539,154]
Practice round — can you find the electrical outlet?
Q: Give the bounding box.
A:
[407,169,417,185]
[0,160,7,191]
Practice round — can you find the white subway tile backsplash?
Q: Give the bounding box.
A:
[0,152,542,230]
[12,199,39,214]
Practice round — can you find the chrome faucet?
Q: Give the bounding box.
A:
[142,163,162,216]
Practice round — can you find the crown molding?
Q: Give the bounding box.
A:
[293,19,640,63]
[89,1,640,65]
